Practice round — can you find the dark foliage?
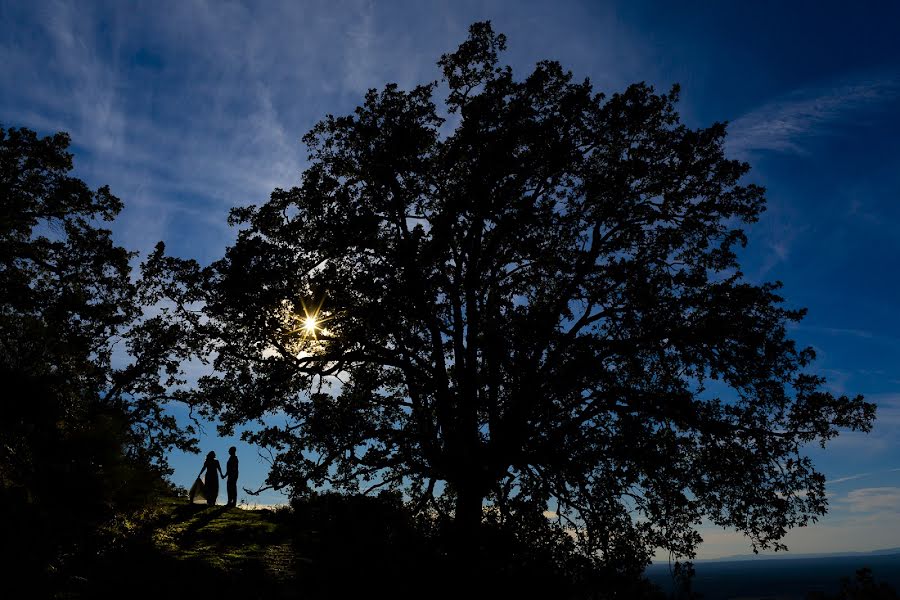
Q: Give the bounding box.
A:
[808,568,900,600]
[167,21,876,581]
[0,126,199,585]
[52,492,667,600]
[286,491,664,599]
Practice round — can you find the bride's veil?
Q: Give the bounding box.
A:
[188,477,207,504]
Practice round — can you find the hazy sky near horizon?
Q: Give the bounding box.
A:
[2,0,899,560]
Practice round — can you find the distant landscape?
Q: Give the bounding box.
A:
[646,551,900,600]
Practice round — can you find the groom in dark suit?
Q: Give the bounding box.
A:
[225,446,239,507]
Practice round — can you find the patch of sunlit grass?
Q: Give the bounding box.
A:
[150,496,292,577]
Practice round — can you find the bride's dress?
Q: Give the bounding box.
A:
[189,477,207,504]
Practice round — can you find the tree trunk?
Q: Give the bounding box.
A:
[453,479,483,569]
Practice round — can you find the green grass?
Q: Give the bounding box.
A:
[66,496,302,599]
[147,497,296,579]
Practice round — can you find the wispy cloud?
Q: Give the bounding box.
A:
[827,473,871,486]
[749,200,809,279]
[789,323,900,352]
[814,327,877,340]
[839,487,900,514]
[727,74,900,156]
[1,0,658,265]
[874,395,900,428]
[687,476,900,558]
[689,509,900,560]
[826,468,900,487]
[827,394,900,458]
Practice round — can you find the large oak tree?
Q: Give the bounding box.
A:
[194,23,874,569]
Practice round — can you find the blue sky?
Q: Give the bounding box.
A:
[2,0,898,559]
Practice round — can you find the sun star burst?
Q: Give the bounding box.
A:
[303,315,318,335]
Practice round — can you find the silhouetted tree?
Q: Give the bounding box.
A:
[670,561,700,600]
[0,126,200,582]
[186,22,874,579]
[807,568,900,600]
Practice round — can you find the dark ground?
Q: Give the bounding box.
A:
[45,495,899,599]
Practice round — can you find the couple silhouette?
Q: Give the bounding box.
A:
[190,446,239,507]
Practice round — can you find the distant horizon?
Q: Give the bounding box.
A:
[681,545,900,564]
[646,552,900,600]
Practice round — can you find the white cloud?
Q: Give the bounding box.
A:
[825,395,900,457]
[745,196,810,280]
[808,326,877,340]
[685,510,900,560]
[839,487,900,514]
[727,74,900,156]
[827,473,871,486]
[874,395,900,427]
[1,0,658,265]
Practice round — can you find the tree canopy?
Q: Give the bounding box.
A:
[0,126,199,578]
[188,22,874,571]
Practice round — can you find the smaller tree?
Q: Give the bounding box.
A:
[0,126,202,581]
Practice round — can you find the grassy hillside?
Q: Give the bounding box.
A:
[58,493,674,599]
[150,498,297,580]
[64,497,300,599]
[63,493,447,599]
